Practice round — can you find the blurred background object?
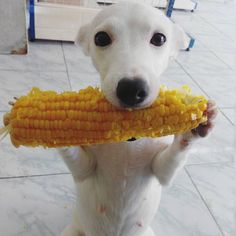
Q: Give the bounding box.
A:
[0,0,28,54]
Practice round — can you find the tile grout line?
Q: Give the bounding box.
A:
[207,50,233,71]
[186,160,233,167]
[174,60,211,97]
[61,42,72,91]
[191,38,234,70]
[175,10,235,54]
[197,14,235,41]
[175,61,235,111]
[184,167,226,236]
[184,13,235,70]
[219,109,235,126]
[0,68,67,73]
[0,172,71,180]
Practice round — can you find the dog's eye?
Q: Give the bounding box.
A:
[150,33,166,46]
[94,31,112,47]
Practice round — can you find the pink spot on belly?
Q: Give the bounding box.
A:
[98,204,107,214]
[78,231,86,236]
[136,220,144,227]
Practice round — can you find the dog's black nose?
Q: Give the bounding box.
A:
[116,78,148,107]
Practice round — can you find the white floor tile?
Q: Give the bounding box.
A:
[196,1,236,24]
[190,73,236,108]
[214,52,235,70]
[197,11,235,25]
[62,43,97,74]
[63,43,100,90]
[211,23,236,39]
[177,51,230,75]
[0,42,66,72]
[152,170,222,236]
[164,60,187,74]
[69,71,100,91]
[221,108,235,125]
[196,34,236,54]
[0,70,70,111]
[177,18,221,36]
[0,174,74,236]
[186,162,236,236]
[196,1,230,14]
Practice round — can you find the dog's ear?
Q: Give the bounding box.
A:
[170,23,189,59]
[75,23,91,56]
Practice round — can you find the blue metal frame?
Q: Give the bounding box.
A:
[192,0,198,11]
[165,0,195,50]
[166,0,175,18]
[28,0,35,41]
[187,34,195,50]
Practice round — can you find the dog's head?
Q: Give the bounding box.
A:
[76,1,188,109]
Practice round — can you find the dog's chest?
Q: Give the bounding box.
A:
[85,138,167,180]
[98,147,152,180]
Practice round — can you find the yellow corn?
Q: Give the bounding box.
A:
[1,86,207,148]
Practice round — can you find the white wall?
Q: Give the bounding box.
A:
[0,0,27,54]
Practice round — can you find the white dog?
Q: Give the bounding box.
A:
[59,2,217,236]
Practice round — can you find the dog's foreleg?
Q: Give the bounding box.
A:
[58,147,96,182]
[151,134,191,186]
[152,100,217,185]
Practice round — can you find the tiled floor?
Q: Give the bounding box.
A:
[0,0,235,235]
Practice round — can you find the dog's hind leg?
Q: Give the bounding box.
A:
[60,224,85,236]
[60,208,86,236]
[142,227,156,236]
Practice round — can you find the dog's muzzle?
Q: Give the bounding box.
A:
[116,78,148,107]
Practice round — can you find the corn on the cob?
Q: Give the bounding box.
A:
[1,86,207,148]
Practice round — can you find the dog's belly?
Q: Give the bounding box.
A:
[76,173,161,236]
[75,138,169,236]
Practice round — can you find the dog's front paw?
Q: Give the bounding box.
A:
[191,100,218,138]
[174,100,218,149]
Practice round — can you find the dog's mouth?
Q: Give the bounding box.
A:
[127,137,137,142]
[116,91,158,110]
[101,78,159,110]
[118,101,152,110]
[102,91,157,142]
